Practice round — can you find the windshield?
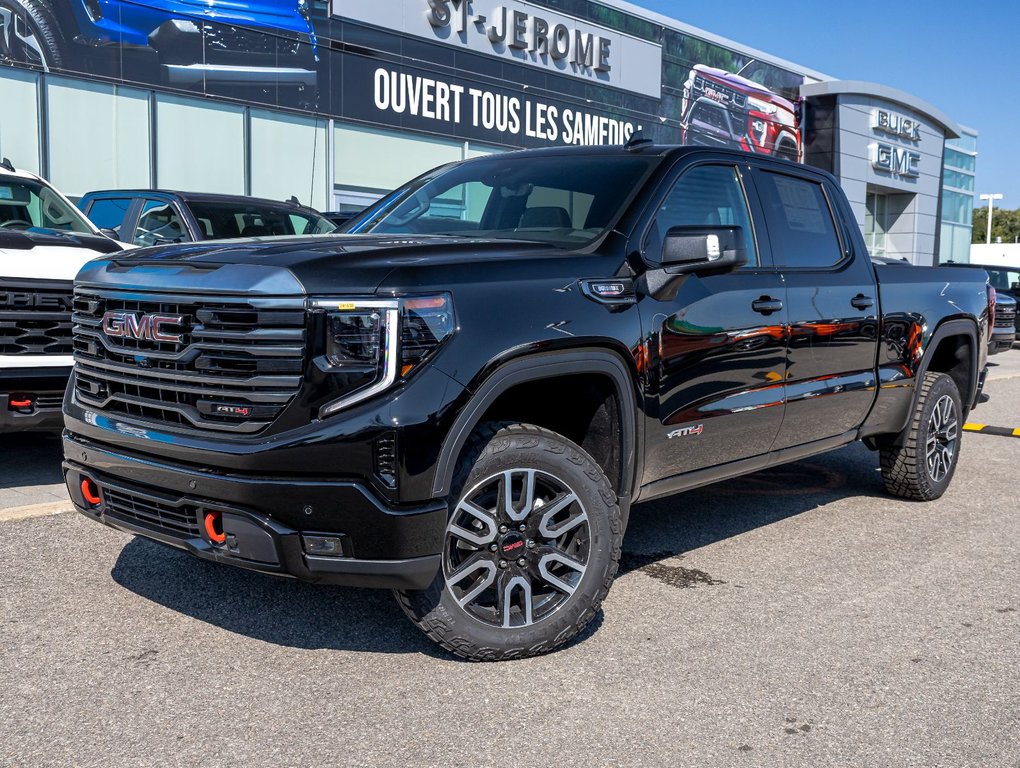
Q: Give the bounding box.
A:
[187,201,337,239]
[0,178,94,234]
[346,154,657,247]
[986,267,1020,292]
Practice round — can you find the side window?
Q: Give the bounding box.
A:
[133,200,187,246]
[755,172,843,268]
[85,198,132,236]
[644,164,758,266]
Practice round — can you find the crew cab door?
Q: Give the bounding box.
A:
[637,162,788,484]
[747,167,880,449]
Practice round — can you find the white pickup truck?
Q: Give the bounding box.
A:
[0,161,124,432]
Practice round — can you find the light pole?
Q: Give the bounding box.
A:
[979,193,1003,244]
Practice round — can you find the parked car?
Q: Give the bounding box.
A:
[944,262,1020,341]
[989,291,1017,353]
[680,60,802,161]
[64,144,991,661]
[0,0,318,106]
[78,190,336,247]
[0,159,124,432]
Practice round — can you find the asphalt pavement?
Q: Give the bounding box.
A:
[1,353,1018,767]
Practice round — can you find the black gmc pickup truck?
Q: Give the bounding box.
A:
[62,145,991,661]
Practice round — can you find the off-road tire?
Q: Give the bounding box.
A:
[395,422,623,661]
[0,0,66,71]
[880,372,962,501]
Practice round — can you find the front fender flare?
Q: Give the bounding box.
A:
[431,349,641,511]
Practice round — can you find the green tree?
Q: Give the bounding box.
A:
[972,206,1020,244]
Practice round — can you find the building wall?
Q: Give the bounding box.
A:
[832,95,945,265]
[938,128,978,263]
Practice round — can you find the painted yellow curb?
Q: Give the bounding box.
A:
[0,500,73,523]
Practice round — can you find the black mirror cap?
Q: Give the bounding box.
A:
[661,225,748,276]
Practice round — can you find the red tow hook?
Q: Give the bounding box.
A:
[204,511,226,545]
[80,477,102,507]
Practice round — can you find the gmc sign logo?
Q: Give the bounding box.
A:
[0,292,73,310]
[101,311,185,344]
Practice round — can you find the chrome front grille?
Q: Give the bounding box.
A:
[71,290,306,433]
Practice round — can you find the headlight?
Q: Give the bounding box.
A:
[746,97,778,116]
[311,295,455,418]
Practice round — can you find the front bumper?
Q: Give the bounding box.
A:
[989,330,1015,354]
[63,432,446,590]
[0,366,71,432]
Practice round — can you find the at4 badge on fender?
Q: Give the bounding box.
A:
[667,424,704,439]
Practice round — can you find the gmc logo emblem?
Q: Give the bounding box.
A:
[101,311,184,344]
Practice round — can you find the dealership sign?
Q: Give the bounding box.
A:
[870,108,922,178]
[870,143,921,178]
[872,109,921,141]
[331,0,663,98]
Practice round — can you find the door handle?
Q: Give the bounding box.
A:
[751,296,783,315]
[851,294,875,310]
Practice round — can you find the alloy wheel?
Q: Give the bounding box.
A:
[443,468,591,629]
[926,394,958,483]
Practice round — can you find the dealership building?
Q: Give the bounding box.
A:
[0,0,976,263]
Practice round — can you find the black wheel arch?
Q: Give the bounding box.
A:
[871,318,981,444]
[432,348,641,521]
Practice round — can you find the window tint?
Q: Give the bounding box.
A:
[347,155,655,247]
[133,200,187,246]
[0,179,92,234]
[85,198,132,235]
[644,164,757,266]
[756,172,842,268]
[185,201,335,239]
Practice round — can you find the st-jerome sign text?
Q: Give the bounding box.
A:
[331,0,662,98]
[426,0,612,72]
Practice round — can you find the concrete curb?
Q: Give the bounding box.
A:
[0,500,73,523]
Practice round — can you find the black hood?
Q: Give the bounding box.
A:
[75,234,559,296]
[0,228,123,254]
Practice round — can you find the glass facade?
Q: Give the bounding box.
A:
[938,127,978,263]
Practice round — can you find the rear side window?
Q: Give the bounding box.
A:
[85,198,132,235]
[756,172,842,269]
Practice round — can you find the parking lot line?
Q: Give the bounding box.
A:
[0,500,73,523]
[963,423,1020,438]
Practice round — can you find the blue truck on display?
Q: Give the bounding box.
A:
[0,0,317,104]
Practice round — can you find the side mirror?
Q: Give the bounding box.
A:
[661,225,748,275]
[99,228,120,240]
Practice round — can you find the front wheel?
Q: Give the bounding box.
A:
[880,372,962,500]
[395,423,622,661]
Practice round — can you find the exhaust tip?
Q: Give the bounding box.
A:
[203,511,226,544]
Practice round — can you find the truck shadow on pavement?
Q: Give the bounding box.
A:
[0,434,64,490]
[109,442,885,657]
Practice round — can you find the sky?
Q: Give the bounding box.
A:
[632,0,1019,209]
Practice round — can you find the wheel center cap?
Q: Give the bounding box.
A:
[499,532,526,558]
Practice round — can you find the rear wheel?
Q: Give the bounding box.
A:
[880,372,962,500]
[0,0,65,71]
[395,422,622,661]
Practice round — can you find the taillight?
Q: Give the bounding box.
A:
[988,285,997,329]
